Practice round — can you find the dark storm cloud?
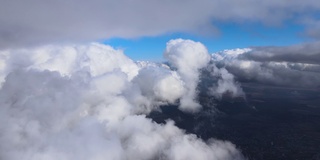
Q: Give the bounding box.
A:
[213,42,320,88]
[239,41,320,65]
[1,0,320,48]
[226,62,320,88]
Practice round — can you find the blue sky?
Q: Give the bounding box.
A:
[104,21,311,61]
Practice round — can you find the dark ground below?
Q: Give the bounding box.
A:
[148,83,320,160]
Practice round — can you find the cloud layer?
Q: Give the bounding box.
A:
[0,40,245,160]
[212,42,320,88]
[1,0,320,48]
[239,41,320,65]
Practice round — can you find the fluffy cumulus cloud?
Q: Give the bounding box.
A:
[164,39,211,112]
[130,67,186,113]
[212,42,320,88]
[0,43,139,82]
[0,40,245,160]
[1,0,320,48]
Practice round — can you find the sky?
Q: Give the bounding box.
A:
[1,0,320,61]
[104,21,308,60]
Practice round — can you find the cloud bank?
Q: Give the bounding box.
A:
[1,0,320,48]
[3,37,317,160]
[0,39,245,160]
[212,42,320,88]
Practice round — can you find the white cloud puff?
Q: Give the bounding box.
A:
[164,39,211,112]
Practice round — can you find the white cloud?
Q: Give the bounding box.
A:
[0,41,245,160]
[133,67,185,103]
[164,39,211,112]
[0,43,140,83]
